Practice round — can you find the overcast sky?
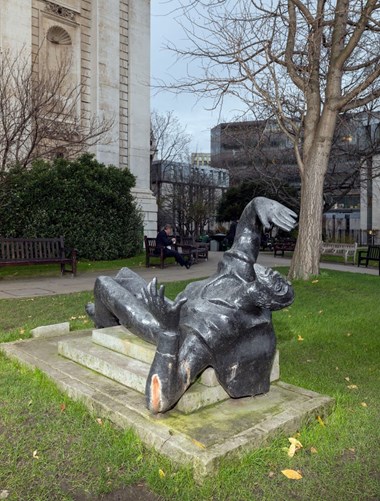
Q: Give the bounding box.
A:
[150,0,229,153]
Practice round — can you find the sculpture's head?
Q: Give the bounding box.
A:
[244,264,295,311]
[203,263,294,312]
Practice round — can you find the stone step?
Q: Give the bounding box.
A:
[92,325,280,386]
[92,326,156,365]
[58,334,230,413]
[92,326,220,388]
[58,336,149,394]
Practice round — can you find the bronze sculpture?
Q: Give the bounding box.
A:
[86,197,297,413]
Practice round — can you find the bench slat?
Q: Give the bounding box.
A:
[320,242,357,264]
[0,237,77,275]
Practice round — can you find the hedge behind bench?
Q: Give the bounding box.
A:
[0,154,143,261]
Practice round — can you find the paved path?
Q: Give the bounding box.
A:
[0,251,377,299]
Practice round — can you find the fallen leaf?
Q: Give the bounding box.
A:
[0,490,10,499]
[317,415,325,427]
[349,448,355,453]
[19,329,25,334]
[33,450,39,459]
[318,310,323,314]
[268,471,275,478]
[60,403,66,412]
[158,469,166,478]
[96,418,103,425]
[310,447,318,454]
[287,437,303,457]
[344,376,350,381]
[281,469,303,480]
[311,279,319,283]
[287,443,297,457]
[297,335,304,341]
[289,437,303,448]
[361,402,368,407]
[192,438,206,449]
[347,384,358,389]
[28,400,33,406]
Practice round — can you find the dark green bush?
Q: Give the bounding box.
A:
[0,154,144,260]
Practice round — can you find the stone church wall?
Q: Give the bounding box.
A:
[1,0,157,237]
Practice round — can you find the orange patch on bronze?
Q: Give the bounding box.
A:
[151,374,161,413]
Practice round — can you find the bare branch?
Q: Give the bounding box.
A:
[0,47,114,172]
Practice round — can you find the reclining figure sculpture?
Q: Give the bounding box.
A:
[86,197,297,414]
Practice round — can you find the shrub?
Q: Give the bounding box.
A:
[0,154,144,260]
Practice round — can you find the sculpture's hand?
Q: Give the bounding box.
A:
[141,277,187,330]
[254,197,297,232]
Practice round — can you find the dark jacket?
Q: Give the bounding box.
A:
[156,229,173,248]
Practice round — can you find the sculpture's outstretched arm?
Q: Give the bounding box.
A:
[216,197,297,282]
[229,197,298,263]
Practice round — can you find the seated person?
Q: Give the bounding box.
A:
[156,224,192,269]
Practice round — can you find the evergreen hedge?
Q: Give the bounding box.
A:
[0,154,144,260]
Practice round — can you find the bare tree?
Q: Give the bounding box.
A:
[151,110,192,229]
[211,117,301,210]
[0,48,113,178]
[212,112,380,213]
[161,1,380,279]
[160,166,220,237]
[323,109,380,211]
[151,109,191,163]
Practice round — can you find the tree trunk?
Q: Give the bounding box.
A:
[288,150,328,280]
[288,96,340,280]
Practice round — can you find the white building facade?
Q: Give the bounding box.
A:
[0,0,157,236]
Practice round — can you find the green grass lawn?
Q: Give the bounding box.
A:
[0,270,379,500]
[0,253,150,280]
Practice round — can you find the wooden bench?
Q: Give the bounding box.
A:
[144,236,193,269]
[0,237,77,275]
[273,239,296,257]
[180,237,209,263]
[320,242,358,264]
[357,245,380,275]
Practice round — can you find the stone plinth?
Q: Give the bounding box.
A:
[1,328,334,481]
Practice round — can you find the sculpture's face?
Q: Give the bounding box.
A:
[251,263,294,310]
[254,263,290,290]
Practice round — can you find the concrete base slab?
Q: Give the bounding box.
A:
[1,332,334,481]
